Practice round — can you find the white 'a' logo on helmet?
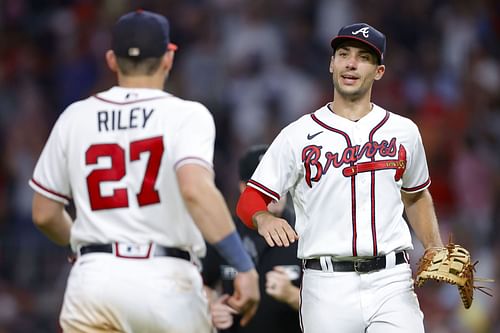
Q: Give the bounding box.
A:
[351,27,370,38]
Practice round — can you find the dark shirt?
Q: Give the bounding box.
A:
[202,210,302,333]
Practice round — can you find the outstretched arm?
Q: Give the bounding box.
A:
[177,164,260,326]
[177,164,236,243]
[237,186,298,247]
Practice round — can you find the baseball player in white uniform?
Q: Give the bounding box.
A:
[236,23,444,332]
[29,10,259,333]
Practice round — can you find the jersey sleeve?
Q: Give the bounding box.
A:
[401,124,431,193]
[172,103,215,171]
[29,113,71,204]
[247,130,299,201]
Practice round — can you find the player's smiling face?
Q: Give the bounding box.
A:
[330,41,385,100]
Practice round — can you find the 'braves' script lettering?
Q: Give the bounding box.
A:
[302,138,398,187]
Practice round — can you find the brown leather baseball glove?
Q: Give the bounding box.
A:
[415,242,492,309]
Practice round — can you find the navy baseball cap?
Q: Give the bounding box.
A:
[331,23,386,64]
[112,10,178,59]
[239,144,269,181]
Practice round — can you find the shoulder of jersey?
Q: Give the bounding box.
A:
[152,95,211,115]
[167,97,214,123]
[56,99,89,120]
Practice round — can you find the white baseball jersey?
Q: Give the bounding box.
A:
[248,103,430,259]
[29,86,214,257]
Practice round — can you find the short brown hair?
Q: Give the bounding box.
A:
[115,57,163,76]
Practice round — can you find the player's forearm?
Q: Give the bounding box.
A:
[178,164,236,242]
[32,193,72,245]
[402,189,443,249]
[182,179,235,243]
[36,211,72,245]
[236,186,272,229]
[178,164,255,272]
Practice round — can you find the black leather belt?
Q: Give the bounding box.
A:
[79,243,190,261]
[304,251,407,273]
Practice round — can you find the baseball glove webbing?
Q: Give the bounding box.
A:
[415,239,493,309]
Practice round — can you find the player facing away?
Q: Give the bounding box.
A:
[237,23,444,333]
[29,10,259,333]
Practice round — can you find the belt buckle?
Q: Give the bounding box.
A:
[353,258,369,273]
[115,243,153,259]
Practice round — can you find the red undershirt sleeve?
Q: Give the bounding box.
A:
[236,186,273,229]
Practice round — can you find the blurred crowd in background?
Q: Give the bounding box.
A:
[0,0,498,332]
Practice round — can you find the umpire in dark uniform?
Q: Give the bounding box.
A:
[202,144,302,333]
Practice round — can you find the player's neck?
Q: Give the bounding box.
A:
[330,94,373,121]
[117,73,167,90]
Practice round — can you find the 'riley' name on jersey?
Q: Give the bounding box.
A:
[97,108,154,132]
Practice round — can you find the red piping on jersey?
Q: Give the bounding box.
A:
[311,113,358,256]
[30,178,71,201]
[92,95,170,105]
[402,178,431,192]
[368,111,390,255]
[247,179,281,201]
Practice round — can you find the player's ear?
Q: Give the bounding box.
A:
[329,56,335,74]
[374,64,385,81]
[105,50,119,73]
[162,50,175,72]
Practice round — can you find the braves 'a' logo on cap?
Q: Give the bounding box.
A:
[351,27,370,38]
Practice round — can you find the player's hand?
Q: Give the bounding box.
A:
[254,212,298,247]
[227,268,260,326]
[422,247,440,260]
[210,294,237,329]
[265,266,297,305]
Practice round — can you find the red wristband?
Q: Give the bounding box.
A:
[236,186,272,229]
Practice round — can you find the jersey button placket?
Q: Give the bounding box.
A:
[353,125,371,255]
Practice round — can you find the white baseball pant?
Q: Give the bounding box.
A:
[300,262,424,332]
[60,253,211,333]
